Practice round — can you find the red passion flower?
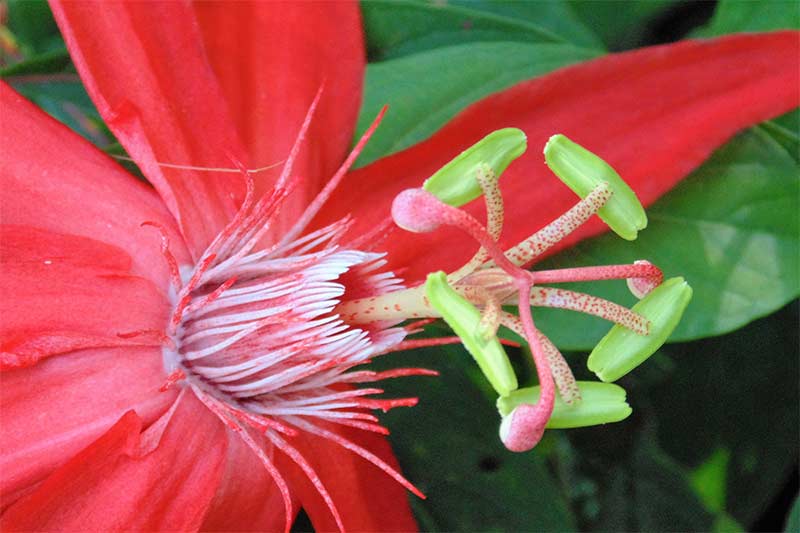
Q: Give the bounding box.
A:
[1,2,797,531]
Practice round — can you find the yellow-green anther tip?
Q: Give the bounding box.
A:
[423,128,527,207]
[497,382,633,428]
[543,134,647,241]
[425,271,518,396]
[587,277,693,383]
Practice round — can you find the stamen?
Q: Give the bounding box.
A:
[504,182,611,267]
[448,165,504,282]
[500,313,580,404]
[532,262,663,286]
[478,295,501,340]
[523,287,650,335]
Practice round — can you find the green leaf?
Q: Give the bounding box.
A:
[701,0,800,36]
[713,512,745,533]
[631,439,716,530]
[9,80,112,148]
[6,0,62,54]
[369,342,575,531]
[356,41,599,167]
[0,48,71,77]
[566,0,680,50]
[690,447,731,514]
[649,303,799,526]
[760,109,800,162]
[574,431,715,530]
[786,496,800,532]
[533,127,799,350]
[361,0,602,60]
[559,305,797,530]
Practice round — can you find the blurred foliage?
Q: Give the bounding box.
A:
[1,0,112,147]
[566,0,681,50]
[361,0,603,61]
[699,0,800,36]
[2,0,798,531]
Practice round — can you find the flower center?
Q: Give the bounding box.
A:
[161,217,408,420]
[137,98,433,533]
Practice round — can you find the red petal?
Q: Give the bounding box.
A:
[1,225,170,369]
[323,32,800,283]
[0,83,188,288]
[50,1,366,256]
[193,1,365,238]
[0,346,175,505]
[276,422,418,532]
[1,392,227,531]
[200,431,299,532]
[49,1,249,257]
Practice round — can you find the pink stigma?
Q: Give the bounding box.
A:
[391,188,446,233]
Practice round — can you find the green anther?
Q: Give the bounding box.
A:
[424,128,527,207]
[544,134,647,240]
[497,382,633,428]
[588,277,693,382]
[425,271,518,396]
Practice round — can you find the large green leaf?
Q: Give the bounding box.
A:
[371,342,575,531]
[566,0,680,50]
[700,0,800,36]
[361,0,602,60]
[786,496,800,532]
[9,80,111,148]
[533,127,799,350]
[356,41,599,167]
[5,0,62,54]
[536,304,797,530]
[0,49,71,77]
[559,426,715,530]
[649,303,799,527]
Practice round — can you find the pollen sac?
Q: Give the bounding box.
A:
[497,381,633,428]
[423,128,527,207]
[544,134,647,241]
[588,277,693,382]
[425,271,518,396]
